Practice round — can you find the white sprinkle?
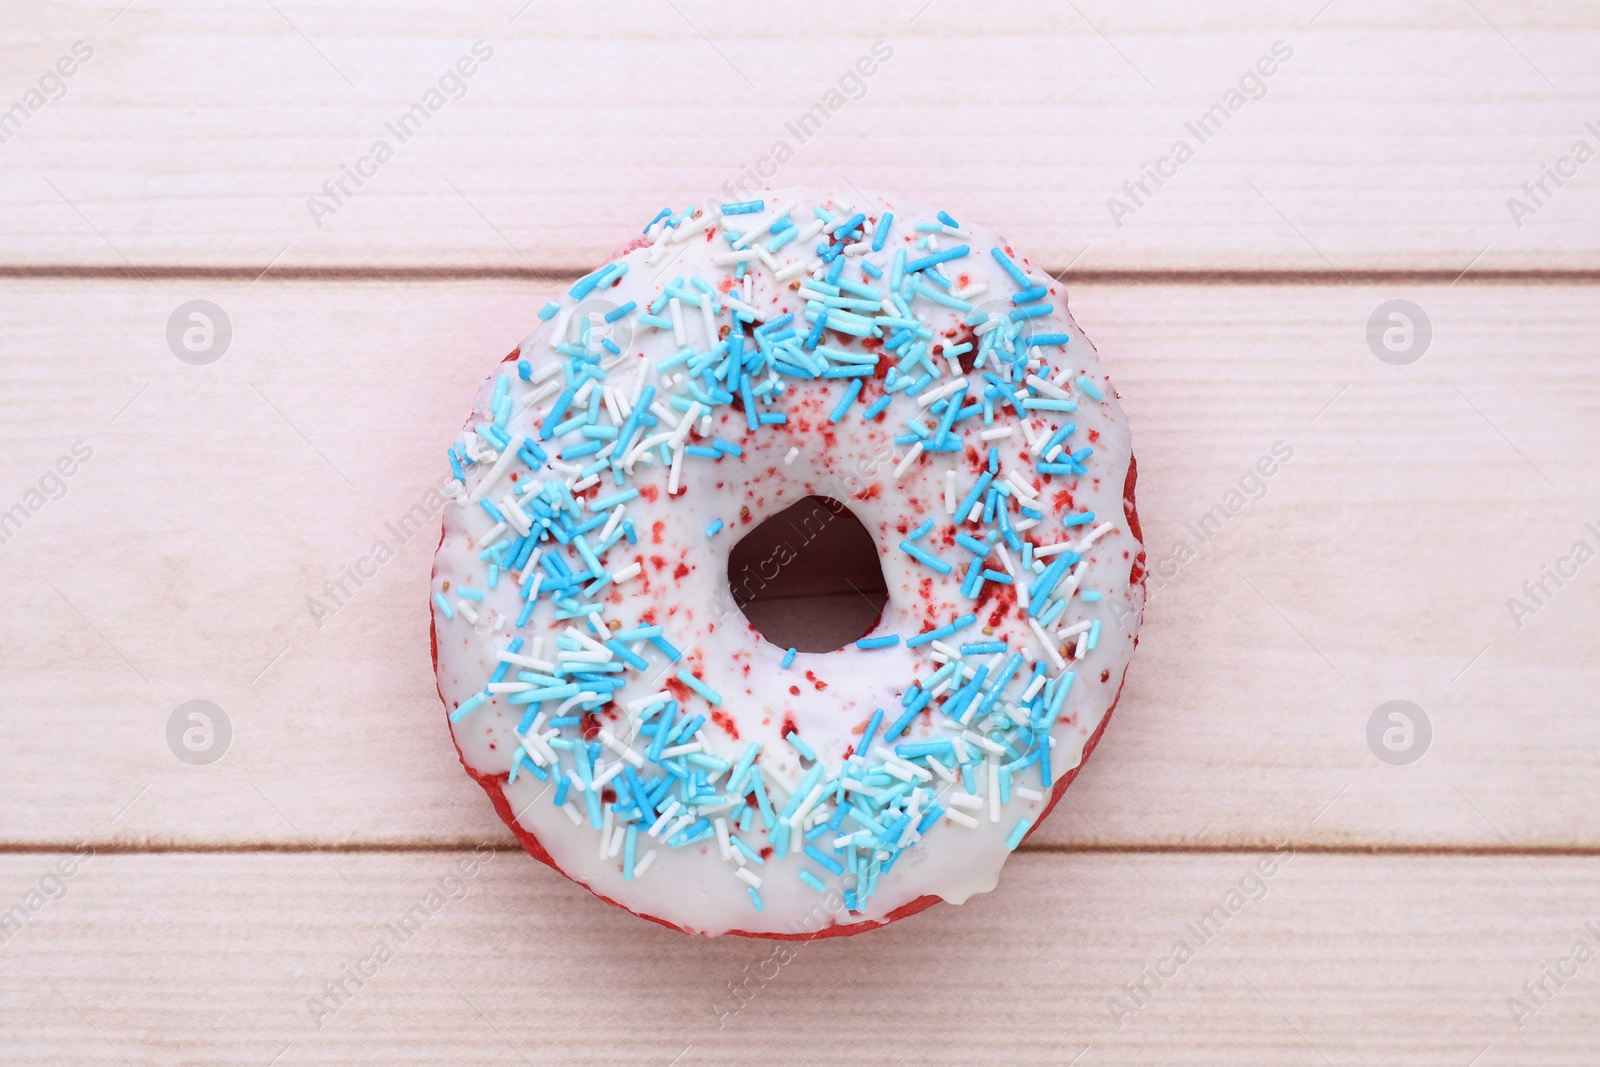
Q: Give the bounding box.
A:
[949,792,984,810]
[926,757,956,783]
[731,199,797,249]
[1077,521,1116,551]
[607,825,626,859]
[1017,786,1045,802]
[668,444,685,495]
[471,434,526,502]
[784,446,799,466]
[561,801,583,826]
[893,442,924,479]
[735,867,762,889]
[712,250,756,266]
[944,807,980,829]
[1034,541,1074,559]
[1026,374,1072,401]
[669,298,686,346]
[610,561,642,585]
[456,601,480,625]
[1074,631,1089,659]
[715,817,733,860]
[916,376,970,408]
[598,728,645,769]
[1021,674,1047,702]
[979,426,1013,442]
[476,521,507,550]
[486,682,532,693]
[944,470,957,514]
[658,741,703,758]
[599,505,627,543]
[773,261,808,282]
[547,307,573,351]
[954,281,989,301]
[647,800,681,838]
[598,805,615,859]
[633,849,659,876]
[1029,617,1067,672]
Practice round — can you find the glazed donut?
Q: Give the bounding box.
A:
[432,188,1144,937]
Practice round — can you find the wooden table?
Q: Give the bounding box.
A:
[2,2,1597,1063]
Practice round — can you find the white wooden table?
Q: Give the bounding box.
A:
[2,2,1597,1063]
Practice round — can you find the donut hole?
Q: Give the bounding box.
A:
[727,496,888,653]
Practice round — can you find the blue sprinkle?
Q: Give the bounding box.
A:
[1088,619,1102,651]
[860,709,885,753]
[937,210,960,228]
[1076,375,1106,400]
[705,519,724,537]
[537,301,560,321]
[829,379,863,422]
[448,692,486,724]
[959,641,1006,655]
[1011,285,1047,304]
[1080,590,1103,602]
[804,846,846,876]
[781,647,797,669]
[855,634,901,650]
[1024,334,1072,348]
[604,302,636,323]
[433,593,455,619]
[907,518,934,541]
[747,886,764,911]
[457,587,483,602]
[862,394,893,421]
[786,731,819,761]
[1006,817,1032,850]
[870,212,893,251]
[676,669,722,705]
[899,541,953,575]
[1063,511,1096,527]
[798,870,827,893]
[721,199,764,214]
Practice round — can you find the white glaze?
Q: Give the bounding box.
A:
[432,189,1144,936]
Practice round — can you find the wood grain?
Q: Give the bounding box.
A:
[1,278,1594,849]
[1,0,1597,271]
[2,849,1595,1065]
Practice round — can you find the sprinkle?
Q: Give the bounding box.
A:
[781,647,797,668]
[907,613,977,648]
[675,669,722,706]
[797,870,827,892]
[705,519,724,537]
[870,212,893,251]
[899,540,953,575]
[538,302,560,320]
[907,518,934,541]
[829,379,863,422]
[1006,817,1032,850]
[434,593,455,619]
[855,634,901,650]
[1075,375,1106,401]
[786,731,819,761]
[720,199,764,214]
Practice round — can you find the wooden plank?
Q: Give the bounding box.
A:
[1,850,1595,1064]
[1,1,1598,271]
[1,278,1595,848]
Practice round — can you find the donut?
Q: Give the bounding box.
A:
[431,189,1145,938]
